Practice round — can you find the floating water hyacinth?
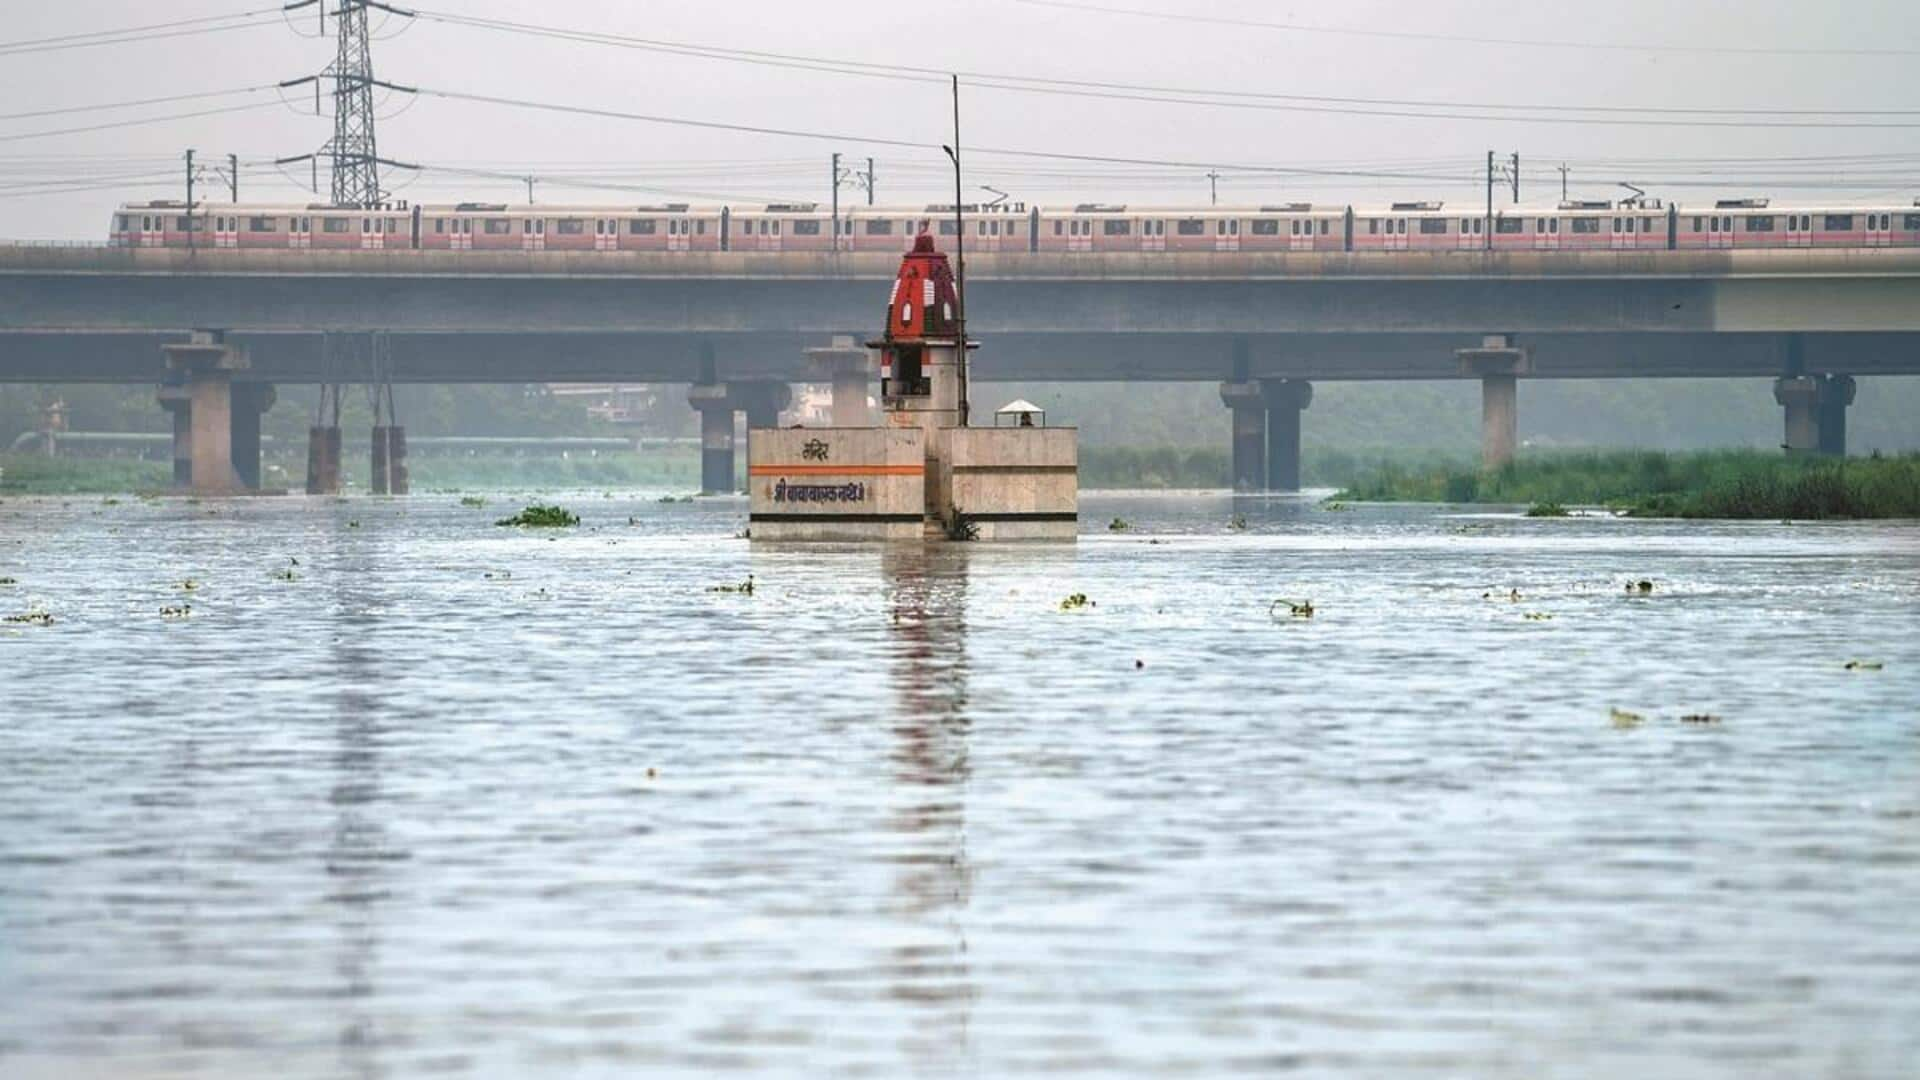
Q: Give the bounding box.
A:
[496,505,579,528]
[1060,593,1094,611]
[1271,598,1314,619]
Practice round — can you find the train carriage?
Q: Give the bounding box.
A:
[112,194,1920,258]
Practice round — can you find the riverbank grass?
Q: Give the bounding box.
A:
[1336,450,1920,519]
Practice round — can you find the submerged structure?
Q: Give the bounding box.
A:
[748,233,1077,541]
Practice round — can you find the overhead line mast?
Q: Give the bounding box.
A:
[279,0,417,209]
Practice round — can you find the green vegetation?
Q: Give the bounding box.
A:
[496,505,580,528]
[1525,501,1570,517]
[1337,451,1920,519]
[0,454,166,494]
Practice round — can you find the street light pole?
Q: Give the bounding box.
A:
[943,75,969,428]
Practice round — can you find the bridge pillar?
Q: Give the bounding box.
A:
[689,382,735,494]
[372,426,410,495]
[1819,375,1855,457]
[306,426,342,495]
[161,331,249,494]
[230,383,275,491]
[1218,381,1266,492]
[807,335,873,426]
[157,382,192,488]
[1457,334,1533,469]
[734,380,793,433]
[1774,376,1823,454]
[1261,379,1313,492]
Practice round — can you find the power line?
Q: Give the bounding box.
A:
[0,87,274,124]
[0,102,284,145]
[1011,0,1920,58]
[0,11,282,57]
[410,9,1920,124]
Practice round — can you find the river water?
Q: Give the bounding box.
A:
[1,491,1916,1078]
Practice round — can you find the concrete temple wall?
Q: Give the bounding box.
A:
[946,427,1079,541]
[747,426,926,542]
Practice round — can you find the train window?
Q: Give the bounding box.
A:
[555,219,586,235]
[1230,221,1239,235]
[631,219,656,235]
[115,215,129,231]
[789,220,820,235]
[1534,219,1545,234]
[320,219,348,233]
[1549,219,1559,233]
[1419,219,1447,235]
[1907,215,1920,230]
[1368,220,1379,235]
[1643,219,1654,232]
[483,219,510,235]
[866,219,894,235]
[1177,219,1205,236]
[696,221,707,234]
[1103,220,1131,236]
[249,217,275,233]
[1691,217,1703,232]
[1747,216,1774,232]
[1825,214,1852,231]
[1320,220,1330,235]
[1497,218,1522,234]
[1473,220,1482,233]
[1052,221,1063,236]
[433,219,446,234]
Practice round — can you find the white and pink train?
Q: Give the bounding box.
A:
[108,197,1920,254]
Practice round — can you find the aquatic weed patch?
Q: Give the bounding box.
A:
[496,505,580,528]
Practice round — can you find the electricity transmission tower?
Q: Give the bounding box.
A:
[279,0,416,209]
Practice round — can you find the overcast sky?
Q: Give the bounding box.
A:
[3,0,1917,238]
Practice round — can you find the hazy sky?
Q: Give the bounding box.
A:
[4,1,1918,238]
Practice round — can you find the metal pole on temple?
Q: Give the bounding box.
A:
[946,74,969,428]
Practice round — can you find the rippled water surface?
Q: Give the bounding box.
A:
[2,491,1917,1078]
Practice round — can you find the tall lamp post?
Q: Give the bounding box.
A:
[942,76,969,427]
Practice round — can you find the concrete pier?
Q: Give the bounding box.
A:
[735,381,792,434]
[161,331,249,494]
[1775,374,1853,456]
[230,383,275,491]
[1218,381,1266,492]
[807,336,873,427]
[1261,379,1313,492]
[1457,334,1533,469]
[158,383,192,488]
[306,426,341,494]
[1819,374,1855,457]
[369,426,411,494]
[689,382,735,494]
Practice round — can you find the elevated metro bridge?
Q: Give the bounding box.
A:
[2,245,1915,491]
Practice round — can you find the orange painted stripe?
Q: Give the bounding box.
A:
[748,464,923,476]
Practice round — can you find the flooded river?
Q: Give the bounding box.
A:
[1,492,1916,1077]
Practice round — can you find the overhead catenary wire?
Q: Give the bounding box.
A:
[0,10,283,57]
[1010,0,1920,59]
[409,8,1920,123]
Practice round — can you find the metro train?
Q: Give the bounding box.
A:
[108,197,1920,254]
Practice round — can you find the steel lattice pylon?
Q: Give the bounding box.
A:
[325,1,384,209]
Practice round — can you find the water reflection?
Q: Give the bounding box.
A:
[323,549,393,1080]
[881,546,976,1066]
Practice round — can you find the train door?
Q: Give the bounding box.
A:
[975,219,999,254]
[290,215,311,250]
[1215,218,1240,252]
[1386,217,1409,252]
[1066,219,1091,253]
[758,218,782,253]
[594,218,618,252]
[1533,217,1559,251]
[1457,217,1479,251]
[1785,213,1811,249]
[1611,216,1631,251]
[137,214,162,248]
[452,218,472,251]
[1867,211,1893,247]
[1141,219,1165,252]
[668,218,691,253]
[1289,219,1314,252]
[212,215,238,249]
